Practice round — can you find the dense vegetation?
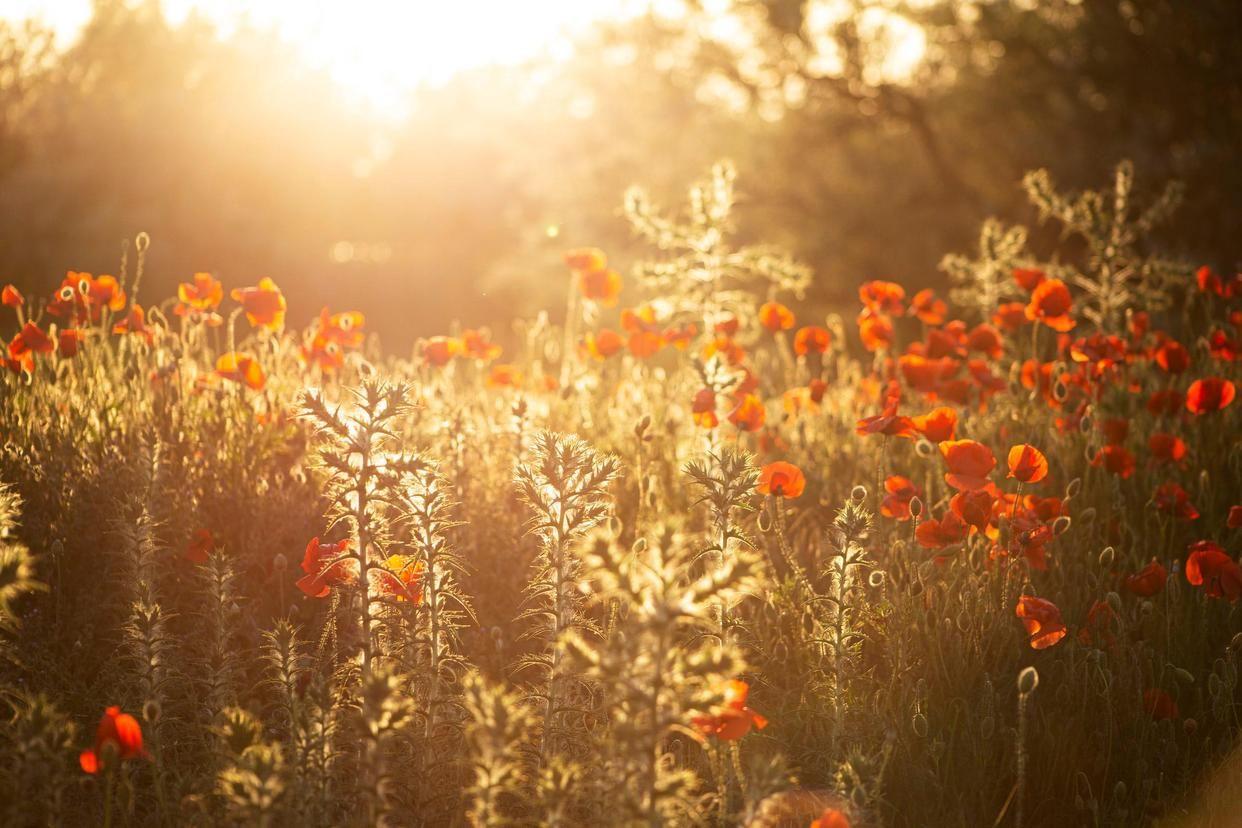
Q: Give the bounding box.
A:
[0,160,1239,826]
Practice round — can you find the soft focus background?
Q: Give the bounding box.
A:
[1,0,1240,348]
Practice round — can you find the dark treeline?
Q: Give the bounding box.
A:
[1,0,1239,347]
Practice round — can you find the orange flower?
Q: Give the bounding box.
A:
[1142,688,1179,721]
[965,323,1004,359]
[627,330,664,358]
[1025,278,1075,331]
[916,510,969,549]
[423,336,461,367]
[859,280,905,315]
[1154,339,1190,374]
[1124,559,1167,597]
[1091,445,1136,479]
[112,304,156,345]
[1014,595,1067,650]
[856,397,916,439]
[691,679,768,741]
[577,267,623,307]
[79,706,147,774]
[758,300,796,332]
[1148,433,1187,464]
[911,406,957,443]
[296,537,358,597]
[486,363,524,388]
[1185,541,1242,601]
[57,328,86,359]
[939,439,996,491]
[315,308,366,349]
[231,277,286,330]
[810,808,852,828]
[793,325,832,356]
[951,489,995,532]
[186,528,214,564]
[215,352,266,390]
[1186,378,1235,414]
[584,329,624,360]
[692,388,718,429]
[728,393,767,432]
[461,329,502,361]
[857,309,894,352]
[1,284,22,307]
[563,247,607,272]
[175,272,223,315]
[1007,445,1049,484]
[370,555,426,604]
[881,475,921,521]
[300,332,345,373]
[910,288,946,325]
[7,321,55,361]
[757,462,806,498]
[992,302,1028,331]
[1013,267,1047,292]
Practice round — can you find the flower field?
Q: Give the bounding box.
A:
[0,161,1239,827]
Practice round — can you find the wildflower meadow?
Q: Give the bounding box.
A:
[0,159,1239,827]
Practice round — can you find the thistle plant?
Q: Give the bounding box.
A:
[0,483,45,642]
[0,692,77,826]
[215,706,287,825]
[939,217,1028,322]
[513,431,621,765]
[461,670,535,825]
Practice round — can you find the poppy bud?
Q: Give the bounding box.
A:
[1079,414,1092,433]
[1208,673,1223,698]
[1230,632,1242,653]
[1172,667,1195,685]
[909,496,923,519]
[635,415,651,436]
[868,570,885,588]
[851,485,867,502]
[915,438,935,457]
[1065,477,1082,499]
[1053,380,1069,402]
[1139,600,1153,617]
[980,716,995,739]
[1113,782,1127,802]
[1098,546,1115,568]
[632,537,647,554]
[1052,516,1072,535]
[1105,591,1122,615]
[1017,666,1039,696]
[143,699,161,724]
[1078,508,1096,526]
[272,553,287,573]
[1183,718,1198,736]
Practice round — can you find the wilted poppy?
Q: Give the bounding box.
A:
[186,528,214,564]
[1185,541,1242,601]
[1007,445,1049,484]
[1186,378,1235,414]
[758,300,795,332]
[79,706,147,774]
[1124,560,1167,597]
[939,440,997,491]
[215,352,266,390]
[230,278,286,330]
[1014,595,1067,650]
[757,462,806,498]
[691,679,768,741]
[793,325,832,356]
[1025,278,1075,332]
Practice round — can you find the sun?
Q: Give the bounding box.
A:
[10,0,636,113]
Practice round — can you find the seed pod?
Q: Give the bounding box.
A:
[1183,718,1198,736]
[1113,781,1127,802]
[1053,516,1072,535]
[909,496,923,519]
[1098,546,1115,568]
[1229,632,1242,652]
[851,484,867,502]
[143,699,162,724]
[1065,477,1082,499]
[632,537,647,553]
[980,715,995,740]
[1172,667,1195,685]
[1017,665,1039,695]
[1078,413,1093,433]
[272,552,287,573]
[1105,591,1122,614]
[915,438,935,458]
[1053,380,1069,402]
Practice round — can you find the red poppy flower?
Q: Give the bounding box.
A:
[911,406,957,443]
[1,284,22,307]
[881,475,921,521]
[856,394,916,438]
[900,354,959,396]
[1148,433,1187,464]
[423,336,461,366]
[315,308,366,349]
[57,328,86,359]
[1007,445,1049,484]
[1230,505,1242,529]
[728,393,767,432]
[461,329,503,361]
[230,278,286,330]
[486,364,524,388]
[857,309,894,352]
[703,336,746,365]
[692,388,718,429]
[950,489,994,532]
[758,300,796,332]
[916,510,969,549]
[1142,688,1179,721]
[1147,389,1185,417]
[965,324,1004,359]
[808,378,828,403]
[1154,339,1190,374]
[1025,278,1075,332]
[215,352,266,391]
[910,288,947,325]
[1014,595,1067,650]
[1185,541,1242,601]
[811,808,852,828]
[1209,329,1238,361]
[992,302,1028,331]
[627,330,664,358]
[186,528,214,564]
[1091,445,1136,479]
[584,329,624,360]
[300,332,345,373]
[563,247,607,272]
[577,267,623,307]
[79,706,147,774]
[691,679,768,741]
[859,280,905,315]
[1186,378,1235,414]
[1013,267,1047,292]
[714,316,740,337]
[939,440,997,491]
[793,325,832,356]
[1154,481,1199,521]
[757,462,806,498]
[1077,599,1117,648]
[7,321,55,361]
[175,272,224,316]
[49,273,126,324]
[1123,559,1167,597]
[112,304,156,345]
[1101,418,1128,446]
[296,537,358,598]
